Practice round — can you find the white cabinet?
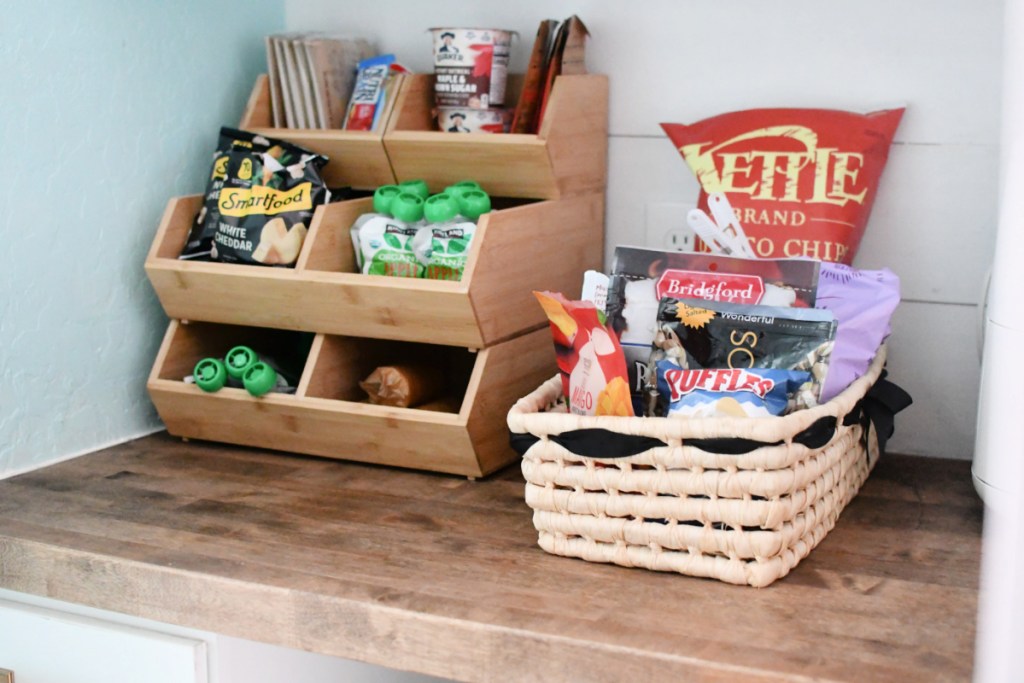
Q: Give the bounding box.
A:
[0,590,447,683]
[0,598,207,683]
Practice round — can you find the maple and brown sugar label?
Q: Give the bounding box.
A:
[661,107,904,264]
[431,28,512,108]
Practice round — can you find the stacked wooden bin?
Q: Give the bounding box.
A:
[145,72,608,478]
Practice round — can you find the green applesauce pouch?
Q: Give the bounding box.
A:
[413,222,477,281]
[356,215,423,277]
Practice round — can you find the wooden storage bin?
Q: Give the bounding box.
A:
[236,72,609,200]
[383,73,609,200]
[146,67,607,476]
[238,73,400,190]
[144,192,605,348]
[148,319,555,477]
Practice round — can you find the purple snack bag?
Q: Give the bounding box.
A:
[815,263,900,401]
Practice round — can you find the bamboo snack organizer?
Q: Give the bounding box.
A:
[239,73,399,190]
[145,192,604,348]
[145,71,609,476]
[239,72,609,198]
[148,321,553,477]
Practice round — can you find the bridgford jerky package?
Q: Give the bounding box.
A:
[647,298,836,416]
[534,291,633,417]
[661,107,904,264]
[605,246,821,415]
[180,128,329,266]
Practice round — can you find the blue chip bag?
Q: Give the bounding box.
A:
[655,362,812,418]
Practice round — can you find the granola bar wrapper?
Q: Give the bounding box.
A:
[534,291,634,417]
[661,107,904,264]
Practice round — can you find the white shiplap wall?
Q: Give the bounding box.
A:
[288,0,1004,459]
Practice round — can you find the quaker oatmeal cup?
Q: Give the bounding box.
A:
[436,106,512,133]
[431,28,513,109]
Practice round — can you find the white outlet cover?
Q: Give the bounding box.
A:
[645,202,697,251]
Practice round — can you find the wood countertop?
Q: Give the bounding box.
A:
[0,434,982,682]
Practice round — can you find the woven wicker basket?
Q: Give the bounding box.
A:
[507,347,890,588]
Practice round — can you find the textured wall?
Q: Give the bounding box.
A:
[0,2,283,477]
[286,0,1002,459]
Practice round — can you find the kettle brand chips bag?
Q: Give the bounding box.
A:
[180,128,329,267]
[661,107,904,264]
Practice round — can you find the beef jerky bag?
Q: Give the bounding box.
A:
[179,127,330,267]
[647,298,837,416]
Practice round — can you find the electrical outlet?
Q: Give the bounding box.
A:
[645,202,697,252]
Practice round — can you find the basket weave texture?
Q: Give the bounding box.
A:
[507,347,887,588]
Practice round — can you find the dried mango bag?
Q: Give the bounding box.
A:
[534,292,633,417]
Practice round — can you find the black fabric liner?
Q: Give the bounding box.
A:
[510,375,912,459]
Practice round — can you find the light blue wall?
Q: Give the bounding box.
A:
[0,2,284,476]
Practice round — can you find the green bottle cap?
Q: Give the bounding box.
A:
[397,179,430,200]
[193,358,227,392]
[225,346,259,379]
[372,185,402,214]
[243,361,278,397]
[390,191,425,223]
[457,189,491,221]
[424,193,459,224]
[445,180,481,197]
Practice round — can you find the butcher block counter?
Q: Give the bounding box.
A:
[0,433,982,681]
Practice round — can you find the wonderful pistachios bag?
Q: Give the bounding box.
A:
[179,127,330,267]
[647,297,837,416]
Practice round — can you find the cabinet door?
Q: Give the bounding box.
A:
[0,598,207,683]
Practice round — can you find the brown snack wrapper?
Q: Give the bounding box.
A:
[359,365,444,408]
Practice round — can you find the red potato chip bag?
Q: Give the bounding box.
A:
[534,292,634,417]
[661,107,904,264]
